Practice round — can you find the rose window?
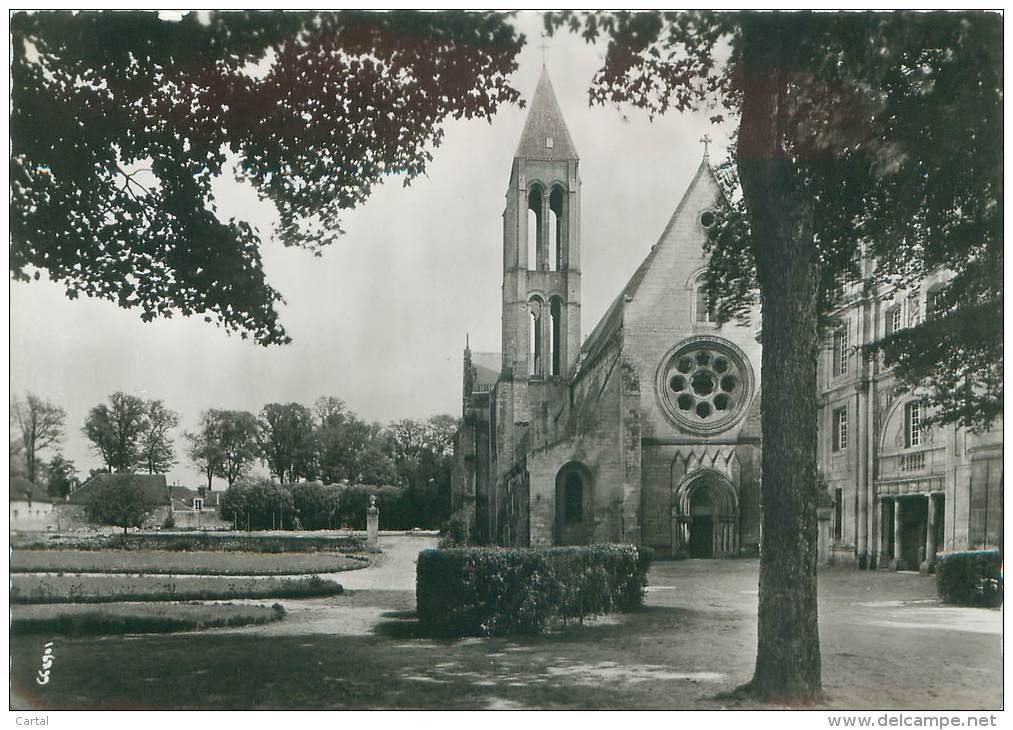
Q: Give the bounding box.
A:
[658,338,754,434]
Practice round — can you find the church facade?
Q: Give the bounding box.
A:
[451,70,1002,564]
[451,70,764,557]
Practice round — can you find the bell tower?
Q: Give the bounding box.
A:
[501,68,581,379]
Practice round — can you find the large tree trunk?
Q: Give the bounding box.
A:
[735,13,823,704]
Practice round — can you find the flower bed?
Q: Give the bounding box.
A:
[11,573,342,604]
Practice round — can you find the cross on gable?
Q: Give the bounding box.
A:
[700,134,713,157]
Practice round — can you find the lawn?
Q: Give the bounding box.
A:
[9,554,1002,710]
[11,574,343,604]
[11,549,368,576]
[12,602,285,636]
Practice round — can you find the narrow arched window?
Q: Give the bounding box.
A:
[695,273,714,323]
[550,297,562,376]
[549,186,564,271]
[529,297,543,377]
[527,186,543,271]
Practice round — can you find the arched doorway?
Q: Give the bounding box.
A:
[555,462,593,545]
[688,489,714,558]
[673,470,739,558]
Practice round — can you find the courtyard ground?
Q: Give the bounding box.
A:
[10,536,1001,710]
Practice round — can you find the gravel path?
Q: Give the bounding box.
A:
[216,535,438,637]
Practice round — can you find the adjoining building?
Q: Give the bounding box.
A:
[818,265,1003,570]
[10,476,53,532]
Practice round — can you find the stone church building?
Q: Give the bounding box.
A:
[451,69,763,557]
[451,70,1002,564]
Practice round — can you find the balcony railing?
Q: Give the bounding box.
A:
[900,452,926,473]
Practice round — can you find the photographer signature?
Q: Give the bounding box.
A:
[36,642,54,686]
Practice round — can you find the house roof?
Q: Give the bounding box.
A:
[515,68,579,161]
[575,158,718,379]
[10,476,50,504]
[66,473,169,506]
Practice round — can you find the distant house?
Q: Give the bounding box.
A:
[10,476,53,532]
[59,473,228,530]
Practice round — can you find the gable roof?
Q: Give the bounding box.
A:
[10,476,50,504]
[575,158,718,378]
[67,473,169,506]
[515,68,579,161]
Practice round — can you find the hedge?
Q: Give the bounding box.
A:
[936,549,1003,607]
[45,532,365,553]
[416,544,653,636]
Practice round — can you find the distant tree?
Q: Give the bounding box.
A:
[313,396,347,427]
[185,410,227,492]
[83,477,154,533]
[290,481,342,530]
[136,399,180,474]
[83,392,148,472]
[219,477,294,530]
[215,410,261,487]
[258,403,316,483]
[353,445,400,486]
[13,392,67,482]
[385,418,429,486]
[424,414,458,457]
[11,10,525,345]
[45,454,78,500]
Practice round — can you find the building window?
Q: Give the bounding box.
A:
[833,488,843,541]
[833,326,849,376]
[832,407,848,452]
[886,305,902,335]
[193,498,204,511]
[545,136,554,149]
[563,472,583,524]
[927,286,946,320]
[695,273,713,323]
[905,401,922,448]
[12,509,18,518]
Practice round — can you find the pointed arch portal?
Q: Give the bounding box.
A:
[673,470,739,558]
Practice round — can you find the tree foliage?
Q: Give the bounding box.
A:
[12,392,67,483]
[137,399,180,474]
[83,477,155,533]
[185,410,225,491]
[45,453,78,500]
[83,392,149,472]
[11,10,525,345]
[258,402,317,483]
[215,410,262,487]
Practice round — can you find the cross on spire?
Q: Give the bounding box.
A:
[700,133,713,157]
[538,36,549,67]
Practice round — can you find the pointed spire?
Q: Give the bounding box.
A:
[515,68,578,161]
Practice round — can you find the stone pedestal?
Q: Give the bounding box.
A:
[366,496,379,550]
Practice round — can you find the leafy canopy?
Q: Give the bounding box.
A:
[11,10,525,344]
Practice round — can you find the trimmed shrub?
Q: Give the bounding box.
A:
[936,549,1003,607]
[416,544,653,637]
[438,518,469,548]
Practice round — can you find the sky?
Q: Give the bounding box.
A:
[9,12,733,488]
